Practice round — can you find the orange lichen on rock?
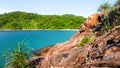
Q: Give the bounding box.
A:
[80,13,101,32]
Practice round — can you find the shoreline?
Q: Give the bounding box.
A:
[0,29,79,31]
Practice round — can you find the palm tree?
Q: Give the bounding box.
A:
[97,2,111,15]
[97,2,112,31]
[114,0,120,8]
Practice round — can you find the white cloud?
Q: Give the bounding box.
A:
[0,8,15,14]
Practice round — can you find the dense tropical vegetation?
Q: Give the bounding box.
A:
[0,11,86,30]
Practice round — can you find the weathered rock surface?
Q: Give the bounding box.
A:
[32,13,120,68]
[80,13,102,32]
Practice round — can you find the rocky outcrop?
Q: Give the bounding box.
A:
[81,25,120,68]
[31,12,120,68]
[80,13,102,32]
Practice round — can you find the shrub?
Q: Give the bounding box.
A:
[78,36,94,47]
[3,43,34,68]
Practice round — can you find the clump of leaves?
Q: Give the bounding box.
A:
[2,43,34,68]
[78,36,94,47]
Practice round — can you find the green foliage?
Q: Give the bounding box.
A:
[102,21,112,32]
[78,36,94,47]
[98,0,120,34]
[114,0,120,8]
[97,2,111,15]
[97,2,111,12]
[0,11,86,30]
[2,43,34,68]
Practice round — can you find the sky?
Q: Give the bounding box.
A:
[0,0,116,17]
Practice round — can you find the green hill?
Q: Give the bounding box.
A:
[0,11,86,30]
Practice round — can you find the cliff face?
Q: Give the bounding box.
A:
[31,11,120,68]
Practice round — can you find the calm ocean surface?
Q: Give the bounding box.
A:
[0,30,77,67]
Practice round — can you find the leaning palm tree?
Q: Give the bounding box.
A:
[97,2,111,16]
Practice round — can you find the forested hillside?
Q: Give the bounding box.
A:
[0,11,86,30]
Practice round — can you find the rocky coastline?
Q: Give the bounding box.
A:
[30,7,120,68]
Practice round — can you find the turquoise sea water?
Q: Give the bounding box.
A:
[0,30,77,67]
